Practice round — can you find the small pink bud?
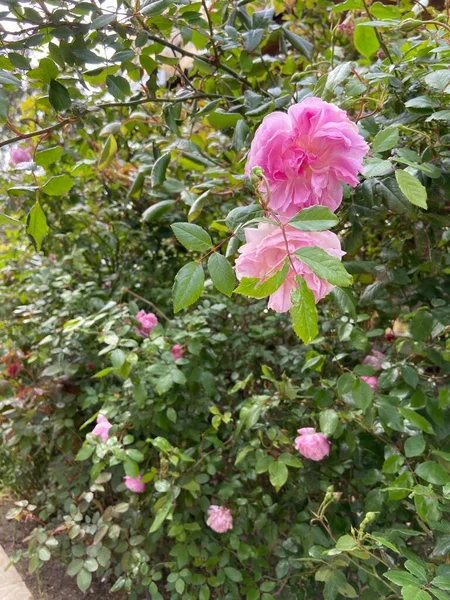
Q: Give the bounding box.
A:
[206,505,233,533]
[171,344,184,361]
[361,376,379,392]
[363,350,385,371]
[295,427,330,461]
[124,474,146,493]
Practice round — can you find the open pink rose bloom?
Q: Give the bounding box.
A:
[235,223,344,313]
[135,310,158,337]
[10,146,32,165]
[246,97,368,217]
[295,427,330,461]
[361,375,379,392]
[206,505,233,533]
[91,414,112,442]
[124,474,146,493]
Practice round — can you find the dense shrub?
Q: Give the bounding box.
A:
[0,1,449,599]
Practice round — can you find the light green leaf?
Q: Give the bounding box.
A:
[151,152,170,187]
[269,461,289,491]
[42,174,74,196]
[0,213,22,227]
[320,409,339,436]
[98,135,118,170]
[372,127,399,153]
[395,170,427,210]
[289,276,318,344]
[398,407,435,435]
[289,206,339,231]
[26,203,49,251]
[208,252,235,297]
[171,223,212,252]
[354,21,380,57]
[294,247,352,287]
[283,27,313,58]
[401,586,432,600]
[224,567,243,582]
[149,498,172,533]
[142,200,175,222]
[415,462,449,486]
[172,262,204,313]
[234,258,289,299]
[106,74,131,100]
[76,568,92,593]
[35,146,62,167]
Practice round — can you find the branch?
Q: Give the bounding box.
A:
[0,118,75,149]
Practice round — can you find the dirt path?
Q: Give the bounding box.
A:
[0,495,113,599]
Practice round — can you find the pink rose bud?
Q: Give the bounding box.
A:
[362,350,385,371]
[171,344,184,361]
[7,361,21,379]
[206,505,233,533]
[135,310,158,337]
[103,281,112,288]
[91,414,112,442]
[48,254,56,261]
[10,146,32,165]
[87,363,95,371]
[245,97,368,217]
[123,474,146,493]
[361,376,379,392]
[235,223,344,313]
[295,427,330,461]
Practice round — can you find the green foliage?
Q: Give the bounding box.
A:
[0,0,449,599]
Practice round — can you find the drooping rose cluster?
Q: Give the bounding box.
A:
[206,505,233,533]
[237,98,368,314]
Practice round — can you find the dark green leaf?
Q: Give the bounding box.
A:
[294,247,353,287]
[289,276,318,344]
[48,79,71,111]
[151,152,170,186]
[26,203,49,251]
[289,206,339,231]
[173,262,204,313]
[171,223,212,252]
[208,253,235,297]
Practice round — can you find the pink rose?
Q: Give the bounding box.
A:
[235,222,344,313]
[206,505,233,533]
[91,414,112,442]
[124,474,146,493]
[171,344,184,361]
[246,97,368,217]
[295,427,330,461]
[10,147,32,165]
[361,376,379,392]
[135,310,158,337]
[363,350,385,371]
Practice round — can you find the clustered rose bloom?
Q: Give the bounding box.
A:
[10,146,32,165]
[91,414,112,442]
[363,350,385,371]
[124,474,146,493]
[361,376,379,392]
[235,222,344,313]
[295,428,330,461]
[206,505,233,533]
[135,310,158,337]
[171,344,184,361]
[246,97,368,217]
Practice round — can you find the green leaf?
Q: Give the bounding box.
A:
[76,568,92,593]
[151,152,170,186]
[67,558,84,576]
[294,247,352,287]
[75,444,94,461]
[409,311,433,341]
[352,378,373,410]
[232,119,249,152]
[363,158,393,178]
[283,27,313,58]
[35,146,62,167]
[48,79,71,111]
[404,561,427,584]
[207,111,242,129]
[335,534,357,551]
[415,462,449,486]
[149,498,172,533]
[224,567,243,583]
[398,408,435,435]
[8,52,31,70]
[372,127,399,153]
[173,262,204,313]
[98,135,118,170]
[243,29,264,52]
[424,70,450,92]
[401,586,432,600]
[289,276,318,344]
[0,213,22,227]
[432,577,450,591]
[332,0,363,12]
[405,436,426,458]
[289,206,339,231]
[106,74,131,100]
[354,20,380,57]
[92,14,116,28]
[42,174,74,196]
[142,200,175,222]
[395,170,427,210]
[208,253,235,297]
[171,223,212,252]
[320,409,339,436]
[26,203,49,251]
[385,570,422,587]
[0,70,20,86]
[269,461,289,491]
[234,258,289,299]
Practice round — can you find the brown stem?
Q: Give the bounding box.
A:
[121,287,172,322]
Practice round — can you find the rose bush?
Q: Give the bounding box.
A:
[0,1,449,600]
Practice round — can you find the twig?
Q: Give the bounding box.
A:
[121,287,172,322]
[0,118,76,149]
